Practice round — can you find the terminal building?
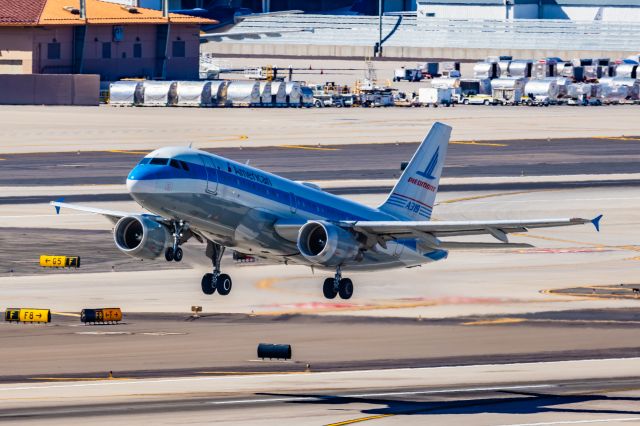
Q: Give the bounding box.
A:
[0,0,213,80]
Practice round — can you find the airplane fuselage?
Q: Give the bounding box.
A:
[126,147,448,271]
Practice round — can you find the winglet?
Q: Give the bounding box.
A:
[53,197,64,215]
[591,214,603,232]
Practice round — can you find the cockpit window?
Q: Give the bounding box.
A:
[179,160,190,171]
[138,158,150,165]
[149,158,169,165]
[169,159,181,169]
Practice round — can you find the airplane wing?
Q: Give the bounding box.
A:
[275,215,602,248]
[348,216,602,248]
[50,200,155,224]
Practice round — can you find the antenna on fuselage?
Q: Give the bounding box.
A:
[188,142,193,148]
[245,159,251,165]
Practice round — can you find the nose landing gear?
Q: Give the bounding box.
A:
[322,267,353,300]
[165,220,186,262]
[201,241,232,296]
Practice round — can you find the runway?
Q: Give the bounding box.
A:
[2,358,640,425]
[1,136,640,186]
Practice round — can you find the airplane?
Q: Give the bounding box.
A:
[51,123,602,300]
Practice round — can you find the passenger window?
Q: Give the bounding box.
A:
[169,159,181,169]
[149,158,168,165]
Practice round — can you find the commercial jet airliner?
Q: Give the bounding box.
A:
[52,123,602,300]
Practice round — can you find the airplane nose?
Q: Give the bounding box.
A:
[126,165,147,194]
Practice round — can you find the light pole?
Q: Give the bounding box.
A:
[378,0,382,57]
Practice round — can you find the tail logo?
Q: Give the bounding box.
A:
[416,147,439,180]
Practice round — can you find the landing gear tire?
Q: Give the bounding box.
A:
[201,273,216,295]
[165,247,174,262]
[216,274,232,296]
[323,278,337,299]
[173,247,183,262]
[338,278,353,300]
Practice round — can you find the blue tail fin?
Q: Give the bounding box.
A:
[379,122,451,221]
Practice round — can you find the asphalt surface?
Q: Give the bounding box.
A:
[2,136,640,186]
[2,310,640,383]
[4,376,640,424]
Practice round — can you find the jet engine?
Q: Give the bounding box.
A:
[297,221,361,267]
[113,215,171,260]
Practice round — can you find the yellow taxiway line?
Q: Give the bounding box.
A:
[450,140,508,147]
[326,414,394,426]
[279,145,341,151]
[108,150,150,155]
[462,318,527,326]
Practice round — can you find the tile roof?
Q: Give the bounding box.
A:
[0,0,47,25]
[0,0,215,26]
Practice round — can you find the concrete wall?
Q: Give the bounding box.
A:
[204,41,638,62]
[0,74,99,105]
[0,28,36,74]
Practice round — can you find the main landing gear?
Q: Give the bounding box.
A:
[322,267,353,300]
[201,241,232,296]
[165,220,186,262]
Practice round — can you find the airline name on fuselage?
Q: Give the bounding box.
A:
[408,176,436,192]
[231,164,273,186]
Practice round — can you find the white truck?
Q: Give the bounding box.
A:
[418,87,453,107]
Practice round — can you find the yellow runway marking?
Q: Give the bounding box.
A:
[108,150,150,155]
[594,136,640,141]
[209,135,249,142]
[327,414,394,425]
[0,158,5,161]
[279,145,340,151]
[462,318,527,326]
[51,311,81,318]
[197,371,305,376]
[30,377,131,381]
[439,190,540,205]
[450,140,508,147]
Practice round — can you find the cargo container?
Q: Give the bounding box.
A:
[142,81,177,106]
[270,81,288,106]
[225,81,260,107]
[418,87,453,106]
[491,78,527,104]
[473,62,498,80]
[524,79,559,104]
[285,82,303,107]
[175,81,212,107]
[209,80,228,106]
[109,81,143,106]
[258,81,272,106]
[615,64,638,79]
[508,60,533,78]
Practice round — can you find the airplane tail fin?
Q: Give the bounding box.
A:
[378,122,451,221]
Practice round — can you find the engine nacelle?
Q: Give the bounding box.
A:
[297,221,361,267]
[113,215,171,260]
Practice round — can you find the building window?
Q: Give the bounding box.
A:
[102,42,111,59]
[172,40,185,58]
[47,42,61,60]
[133,43,142,58]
